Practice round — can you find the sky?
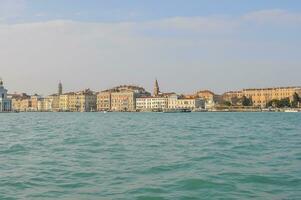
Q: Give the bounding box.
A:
[0,0,300,95]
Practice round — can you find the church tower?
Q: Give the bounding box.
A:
[153,79,160,96]
[58,81,63,95]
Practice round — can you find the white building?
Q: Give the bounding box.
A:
[136,96,168,111]
[136,94,205,111]
[170,98,204,110]
[0,79,12,112]
[168,95,205,110]
[205,99,216,110]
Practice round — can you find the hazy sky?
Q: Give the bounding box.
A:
[0,0,300,95]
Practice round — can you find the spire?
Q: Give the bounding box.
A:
[58,81,63,95]
[153,79,160,96]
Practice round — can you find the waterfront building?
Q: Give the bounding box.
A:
[223,86,301,108]
[74,89,97,112]
[205,99,216,110]
[37,98,45,111]
[167,94,179,109]
[20,98,31,112]
[111,91,136,112]
[194,90,222,106]
[11,98,21,111]
[137,94,204,111]
[168,94,205,110]
[30,94,42,111]
[136,80,176,111]
[0,79,12,112]
[97,91,111,111]
[136,96,169,111]
[59,89,96,112]
[195,90,216,101]
[97,85,150,112]
[45,94,60,111]
[59,93,71,111]
[11,93,31,112]
[177,98,204,110]
[137,80,204,111]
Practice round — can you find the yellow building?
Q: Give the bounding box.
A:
[59,93,71,111]
[45,94,60,111]
[111,91,136,112]
[59,89,96,112]
[195,90,215,101]
[11,93,31,112]
[194,90,222,105]
[172,98,204,110]
[168,94,205,110]
[30,95,42,111]
[97,85,150,112]
[97,91,111,111]
[223,86,301,108]
[37,98,45,111]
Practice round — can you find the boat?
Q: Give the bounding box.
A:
[162,108,191,113]
[192,108,208,112]
[284,109,298,113]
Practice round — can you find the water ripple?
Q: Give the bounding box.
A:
[0,112,300,199]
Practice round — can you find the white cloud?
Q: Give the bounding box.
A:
[242,9,301,25]
[0,10,300,95]
[142,16,238,32]
[0,0,26,22]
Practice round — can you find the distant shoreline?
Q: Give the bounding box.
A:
[3,109,300,113]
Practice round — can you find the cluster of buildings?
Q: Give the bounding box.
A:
[97,80,205,112]
[11,84,97,112]
[0,78,300,113]
[222,87,301,108]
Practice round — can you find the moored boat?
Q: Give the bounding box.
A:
[284,109,298,113]
[162,108,191,113]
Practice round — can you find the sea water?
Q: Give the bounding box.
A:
[0,112,300,199]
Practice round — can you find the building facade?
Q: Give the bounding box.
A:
[0,80,12,112]
[97,85,150,112]
[44,94,60,111]
[223,86,301,107]
[59,89,96,112]
[59,93,71,111]
[97,91,111,111]
[136,96,168,111]
[111,91,136,112]
[169,97,204,110]
[30,95,42,111]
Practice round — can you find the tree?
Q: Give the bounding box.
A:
[223,101,232,107]
[267,98,291,108]
[242,96,252,106]
[279,98,291,108]
[291,92,300,108]
[267,99,279,108]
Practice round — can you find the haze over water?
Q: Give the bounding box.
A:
[0,112,300,199]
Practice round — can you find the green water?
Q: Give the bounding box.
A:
[0,112,300,199]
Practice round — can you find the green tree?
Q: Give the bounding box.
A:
[223,101,232,107]
[242,96,252,106]
[268,98,291,108]
[291,92,300,108]
[279,98,291,108]
[267,99,279,108]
